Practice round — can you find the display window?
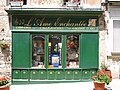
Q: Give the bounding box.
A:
[32,34,45,68]
[48,35,62,68]
[66,35,79,68]
[31,34,80,69]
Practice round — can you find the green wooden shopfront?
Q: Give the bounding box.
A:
[6,9,102,84]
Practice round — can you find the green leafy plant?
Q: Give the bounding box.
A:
[100,63,109,70]
[0,75,10,88]
[92,69,112,85]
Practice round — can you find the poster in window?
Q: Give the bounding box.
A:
[51,54,60,67]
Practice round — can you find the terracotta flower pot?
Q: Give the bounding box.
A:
[0,86,10,90]
[93,82,105,90]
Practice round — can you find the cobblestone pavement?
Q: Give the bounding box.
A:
[10,79,120,90]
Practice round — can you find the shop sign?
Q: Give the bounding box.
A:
[13,26,98,30]
[13,15,98,28]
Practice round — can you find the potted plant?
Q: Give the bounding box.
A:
[0,40,9,54]
[0,75,11,90]
[92,69,112,90]
[100,62,109,70]
[0,40,9,50]
[100,63,111,77]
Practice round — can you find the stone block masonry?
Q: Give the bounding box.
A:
[0,0,11,76]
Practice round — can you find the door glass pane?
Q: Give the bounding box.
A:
[32,35,45,68]
[66,35,79,68]
[48,35,62,68]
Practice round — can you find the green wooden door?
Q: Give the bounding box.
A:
[80,34,98,68]
[12,33,30,68]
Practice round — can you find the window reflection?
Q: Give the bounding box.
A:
[48,35,62,68]
[66,35,79,68]
[32,35,45,68]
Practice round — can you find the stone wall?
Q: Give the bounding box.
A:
[29,0,63,5]
[27,0,100,6]
[26,0,101,8]
[99,13,108,67]
[99,4,120,79]
[0,0,11,76]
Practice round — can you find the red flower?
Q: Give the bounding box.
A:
[0,75,10,86]
[0,76,5,80]
[97,69,106,77]
[92,69,112,85]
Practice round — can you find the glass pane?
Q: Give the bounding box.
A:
[48,35,62,68]
[66,35,79,68]
[32,35,45,68]
[64,0,80,2]
[113,20,120,52]
[10,0,22,1]
[68,0,80,2]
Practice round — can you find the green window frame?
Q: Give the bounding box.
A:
[12,33,98,69]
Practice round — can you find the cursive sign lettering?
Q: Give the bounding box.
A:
[13,16,97,27]
[54,17,87,27]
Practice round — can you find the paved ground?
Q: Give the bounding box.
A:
[10,79,120,90]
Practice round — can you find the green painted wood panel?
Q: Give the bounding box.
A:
[80,34,98,68]
[73,70,80,80]
[12,70,21,79]
[39,70,46,80]
[62,35,66,68]
[12,33,30,68]
[45,35,49,68]
[90,70,97,77]
[21,70,29,79]
[55,70,64,80]
[65,70,73,80]
[30,70,39,79]
[82,70,90,79]
[48,70,55,80]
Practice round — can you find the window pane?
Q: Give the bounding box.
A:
[48,35,62,68]
[113,20,120,52]
[32,35,45,68]
[64,0,80,2]
[66,35,79,68]
[9,0,26,5]
[10,0,23,1]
